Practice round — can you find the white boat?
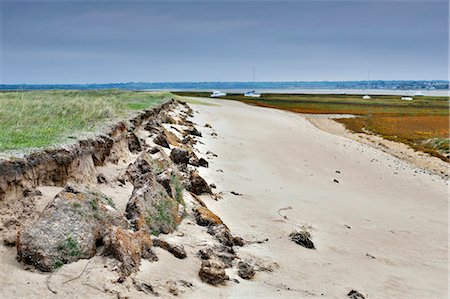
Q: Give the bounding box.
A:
[244,90,261,97]
[210,90,227,98]
[362,95,371,100]
[401,96,413,101]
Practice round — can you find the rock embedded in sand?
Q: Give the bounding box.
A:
[152,238,187,259]
[187,172,212,195]
[198,158,209,168]
[184,127,202,137]
[289,230,315,249]
[193,205,224,227]
[237,261,256,280]
[153,133,170,149]
[199,259,229,286]
[104,227,157,276]
[127,132,142,153]
[125,153,183,235]
[170,148,190,165]
[347,290,366,299]
[17,185,122,272]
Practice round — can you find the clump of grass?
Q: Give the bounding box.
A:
[52,259,64,269]
[58,235,81,257]
[171,174,184,205]
[145,199,177,235]
[0,90,171,153]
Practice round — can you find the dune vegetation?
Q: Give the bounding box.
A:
[0,90,171,152]
[174,92,449,161]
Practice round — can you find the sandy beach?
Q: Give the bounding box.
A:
[185,97,448,298]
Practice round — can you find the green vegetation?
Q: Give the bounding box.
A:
[174,92,449,161]
[171,174,184,205]
[58,235,81,257]
[0,90,171,152]
[52,259,64,269]
[145,198,177,235]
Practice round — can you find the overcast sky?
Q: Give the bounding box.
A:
[0,0,448,84]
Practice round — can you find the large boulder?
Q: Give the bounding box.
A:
[17,186,121,272]
[125,153,184,235]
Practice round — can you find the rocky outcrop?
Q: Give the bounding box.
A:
[125,152,184,235]
[16,185,122,272]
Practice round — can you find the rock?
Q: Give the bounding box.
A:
[187,172,212,195]
[104,227,157,276]
[197,245,237,267]
[230,191,242,196]
[207,224,234,247]
[334,179,339,183]
[185,127,202,137]
[125,154,183,235]
[193,205,223,227]
[152,238,187,259]
[22,188,42,197]
[188,151,200,166]
[97,173,107,184]
[125,182,182,235]
[170,148,190,165]
[289,230,315,249]
[149,146,160,154]
[134,281,159,296]
[198,158,209,168]
[161,114,177,124]
[127,133,142,153]
[181,136,196,146]
[347,290,366,299]
[204,123,212,128]
[156,169,178,199]
[17,185,121,272]
[232,236,245,246]
[199,259,229,285]
[153,133,170,149]
[209,183,216,189]
[206,151,218,157]
[237,261,255,280]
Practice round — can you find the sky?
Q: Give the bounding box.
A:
[0,0,448,84]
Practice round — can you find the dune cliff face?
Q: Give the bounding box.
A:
[0,100,175,202]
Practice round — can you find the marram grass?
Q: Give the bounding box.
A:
[0,90,171,153]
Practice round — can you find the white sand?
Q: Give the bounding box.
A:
[186,97,448,298]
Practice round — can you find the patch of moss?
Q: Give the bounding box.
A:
[58,235,81,257]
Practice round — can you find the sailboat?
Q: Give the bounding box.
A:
[244,67,261,97]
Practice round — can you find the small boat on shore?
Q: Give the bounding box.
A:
[244,90,261,97]
[210,90,227,97]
